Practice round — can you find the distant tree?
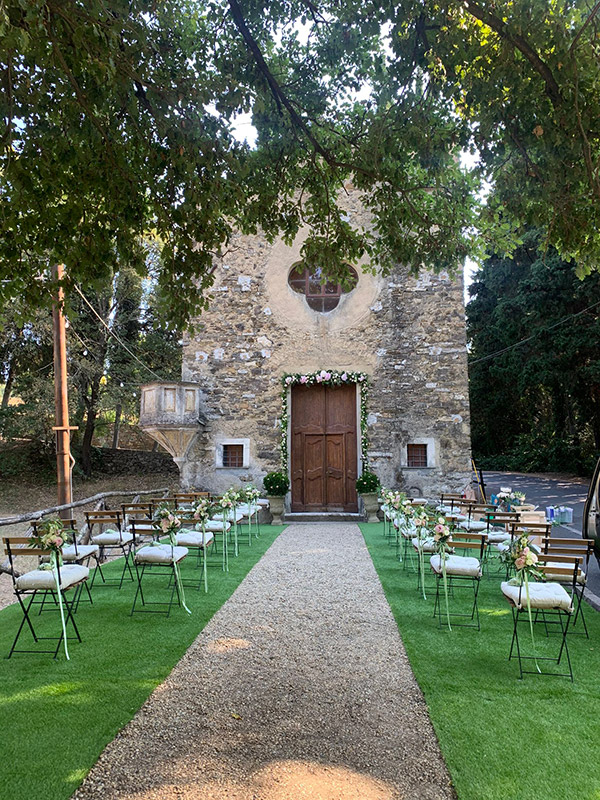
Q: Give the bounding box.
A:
[467,231,600,474]
[0,261,181,475]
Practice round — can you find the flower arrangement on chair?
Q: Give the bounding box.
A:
[31,519,73,658]
[32,519,71,562]
[221,488,242,555]
[154,506,182,537]
[433,516,453,630]
[500,532,544,670]
[412,506,430,596]
[193,497,215,527]
[152,504,190,614]
[243,485,262,539]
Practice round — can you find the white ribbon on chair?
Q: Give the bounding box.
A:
[50,552,70,660]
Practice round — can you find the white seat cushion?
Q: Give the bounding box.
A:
[257,499,269,507]
[61,544,100,562]
[497,541,540,554]
[412,537,438,553]
[236,503,255,515]
[501,580,573,612]
[176,530,214,548]
[460,519,487,532]
[16,564,89,591]
[213,510,245,523]
[430,554,481,577]
[134,544,188,564]
[202,520,231,532]
[410,497,428,505]
[91,530,133,546]
[486,530,511,544]
[438,505,462,514]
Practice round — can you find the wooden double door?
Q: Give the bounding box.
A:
[290,383,358,512]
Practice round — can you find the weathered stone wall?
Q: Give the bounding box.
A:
[181,190,471,498]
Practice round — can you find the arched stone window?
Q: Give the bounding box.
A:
[287,264,358,312]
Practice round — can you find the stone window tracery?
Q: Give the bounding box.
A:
[287,264,358,312]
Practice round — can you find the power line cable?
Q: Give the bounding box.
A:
[469,298,600,365]
[73,284,165,382]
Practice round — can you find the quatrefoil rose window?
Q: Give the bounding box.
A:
[287,264,359,312]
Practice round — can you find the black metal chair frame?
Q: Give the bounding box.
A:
[130,539,187,617]
[31,519,96,611]
[506,562,578,681]
[537,544,592,639]
[85,510,133,589]
[3,537,85,659]
[432,535,486,630]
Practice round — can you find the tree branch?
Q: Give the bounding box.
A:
[570,1,600,52]
[464,1,563,108]
[227,0,337,166]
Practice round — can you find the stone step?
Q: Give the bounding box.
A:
[283,512,366,523]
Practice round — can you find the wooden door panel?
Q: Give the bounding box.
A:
[304,435,325,508]
[290,430,305,511]
[326,434,345,508]
[290,383,358,512]
[326,383,356,432]
[292,385,326,433]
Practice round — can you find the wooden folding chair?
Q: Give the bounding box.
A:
[84,510,133,588]
[121,503,152,525]
[500,522,552,577]
[149,497,177,513]
[440,492,463,507]
[31,518,99,603]
[540,537,594,637]
[3,536,88,658]
[130,534,189,617]
[430,532,487,629]
[174,492,196,508]
[502,560,578,680]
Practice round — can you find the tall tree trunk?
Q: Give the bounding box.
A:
[1,357,15,408]
[81,376,101,477]
[112,403,122,449]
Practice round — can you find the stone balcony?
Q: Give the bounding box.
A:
[139,382,205,468]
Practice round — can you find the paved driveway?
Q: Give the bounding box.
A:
[482,470,599,605]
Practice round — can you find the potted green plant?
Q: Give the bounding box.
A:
[263,471,289,524]
[356,470,381,522]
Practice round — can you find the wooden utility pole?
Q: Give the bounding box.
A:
[52,263,77,519]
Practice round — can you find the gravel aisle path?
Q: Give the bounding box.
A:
[73,523,454,800]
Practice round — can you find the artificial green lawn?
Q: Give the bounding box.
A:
[360,523,600,800]
[0,526,285,800]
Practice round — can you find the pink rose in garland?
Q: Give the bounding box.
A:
[300,375,308,384]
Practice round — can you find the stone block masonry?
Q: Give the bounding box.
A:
[181,190,471,498]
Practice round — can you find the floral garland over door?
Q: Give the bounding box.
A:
[279,369,370,470]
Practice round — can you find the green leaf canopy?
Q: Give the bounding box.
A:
[1,1,599,325]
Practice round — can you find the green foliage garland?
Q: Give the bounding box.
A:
[279,370,370,470]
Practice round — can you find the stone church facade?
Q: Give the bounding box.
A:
[140,190,472,509]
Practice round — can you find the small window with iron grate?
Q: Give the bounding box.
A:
[407,443,428,468]
[222,444,244,468]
